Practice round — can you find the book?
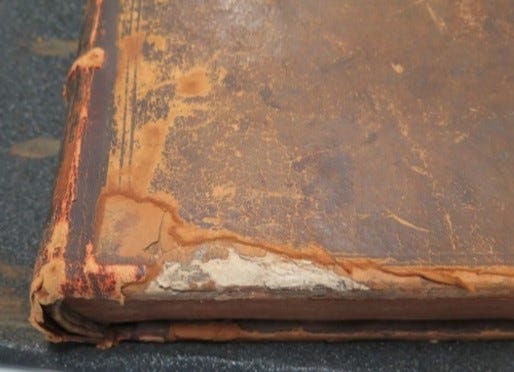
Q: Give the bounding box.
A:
[30,0,514,346]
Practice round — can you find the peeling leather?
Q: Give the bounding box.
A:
[30,0,514,345]
[96,191,514,295]
[67,47,105,80]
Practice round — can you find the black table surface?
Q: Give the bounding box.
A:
[0,1,512,371]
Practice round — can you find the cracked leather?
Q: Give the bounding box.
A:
[30,0,514,345]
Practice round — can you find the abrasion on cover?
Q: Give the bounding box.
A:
[30,0,514,346]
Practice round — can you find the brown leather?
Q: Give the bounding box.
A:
[30,0,514,345]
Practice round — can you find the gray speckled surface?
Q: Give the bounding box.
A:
[0,1,512,371]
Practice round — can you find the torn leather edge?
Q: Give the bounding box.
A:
[29,0,109,343]
[28,0,514,346]
[97,192,514,296]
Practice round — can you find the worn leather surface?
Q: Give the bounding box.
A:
[99,0,514,265]
[29,0,514,343]
[4,0,514,366]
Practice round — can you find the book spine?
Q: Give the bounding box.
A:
[29,0,106,343]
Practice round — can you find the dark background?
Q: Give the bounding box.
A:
[0,1,512,371]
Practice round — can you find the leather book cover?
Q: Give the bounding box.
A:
[30,0,514,346]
